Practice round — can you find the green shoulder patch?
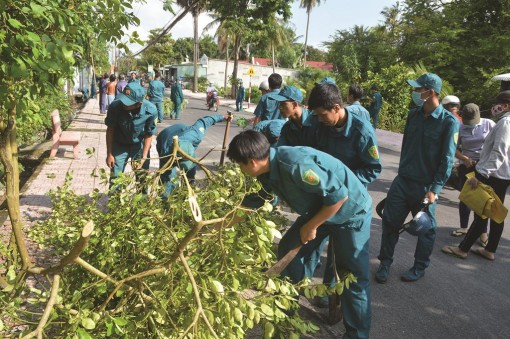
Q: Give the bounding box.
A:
[453,132,458,144]
[302,169,320,186]
[199,127,205,134]
[368,145,379,160]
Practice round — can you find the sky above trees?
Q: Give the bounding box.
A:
[126,0,396,52]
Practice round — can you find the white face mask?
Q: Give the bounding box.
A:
[491,104,508,117]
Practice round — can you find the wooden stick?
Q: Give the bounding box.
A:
[219,111,233,166]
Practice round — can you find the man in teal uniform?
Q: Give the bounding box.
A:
[306,82,381,306]
[128,71,138,84]
[375,73,459,283]
[170,78,184,120]
[347,85,370,122]
[368,85,383,129]
[253,119,285,146]
[273,86,320,148]
[252,73,284,125]
[235,79,245,112]
[156,114,231,197]
[105,82,157,187]
[148,72,166,123]
[309,83,382,186]
[227,130,372,339]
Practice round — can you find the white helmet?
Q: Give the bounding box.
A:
[259,80,269,91]
[442,95,460,105]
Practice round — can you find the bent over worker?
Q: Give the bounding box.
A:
[105,82,158,188]
[228,130,372,339]
[156,114,231,197]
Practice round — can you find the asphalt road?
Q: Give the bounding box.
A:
[161,94,510,339]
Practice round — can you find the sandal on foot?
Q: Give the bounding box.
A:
[471,248,495,261]
[442,245,467,259]
[479,233,488,248]
[451,228,468,237]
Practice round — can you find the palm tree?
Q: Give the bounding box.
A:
[166,0,205,92]
[204,16,233,94]
[266,16,289,73]
[299,0,325,65]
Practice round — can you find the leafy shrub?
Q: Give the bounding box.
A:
[247,86,262,104]
[19,166,353,338]
[16,91,74,146]
[362,63,417,133]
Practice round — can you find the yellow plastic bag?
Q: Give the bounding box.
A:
[459,172,508,223]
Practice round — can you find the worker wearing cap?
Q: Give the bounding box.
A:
[258,80,270,95]
[252,119,285,147]
[227,130,372,339]
[347,85,371,122]
[272,86,319,148]
[170,78,184,120]
[105,82,158,187]
[156,114,231,198]
[308,82,382,186]
[236,80,245,112]
[441,95,462,123]
[253,73,284,125]
[368,85,383,129]
[128,71,138,84]
[148,72,166,123]
[375,73,459,283]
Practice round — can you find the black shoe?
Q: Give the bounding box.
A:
[375,264,390,284]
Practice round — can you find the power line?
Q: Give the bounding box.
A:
[130,0,200,57]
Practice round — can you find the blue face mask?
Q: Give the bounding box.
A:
[412,91,426,107]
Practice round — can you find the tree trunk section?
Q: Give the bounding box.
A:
[271,42,276,74]
[223,37,229,95]
[193,10,199,93]
[303,10,311,66]
[230,35,241,98]
[1,105,30,269]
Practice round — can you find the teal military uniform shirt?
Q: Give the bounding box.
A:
[258,147,372,227]
[347,102,370,122]
[369,92,383,114]
[398,104,460,194]
[171,83,184,101]
[105,99,158,145]
[156,114,224,159]
[148,79,166,102]
[315,110,381,186]
[253,119,285,146]
[276,107,320,147]
[254,89,283,121]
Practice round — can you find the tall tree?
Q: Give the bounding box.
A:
[0,0,138,285]
[207,0,293,97]
[141,29,176,68]
[299,0,325,65]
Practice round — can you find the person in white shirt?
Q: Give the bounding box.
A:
[450,103,495,243]
[443,91,510,261]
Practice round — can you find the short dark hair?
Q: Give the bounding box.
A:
[307,83,343,110]
[109,74,116,81]
[119,74,125,80]
[371,85,378,91]
[268,73,282,90]
[155,72,161,78]
[348,85,363,100]
[227,130,270,164]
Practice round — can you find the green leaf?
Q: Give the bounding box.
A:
[76,328,92,339]
[8,18,24,29]
[260,304,274,316]
[113,317,128,326]
[81,317,95,330]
